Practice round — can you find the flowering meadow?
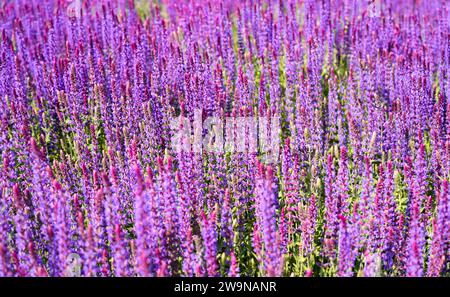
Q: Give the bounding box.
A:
[0,0,449,277]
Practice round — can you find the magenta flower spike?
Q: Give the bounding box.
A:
[0,0,447,278]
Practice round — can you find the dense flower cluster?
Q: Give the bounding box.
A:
[0,0,449,277]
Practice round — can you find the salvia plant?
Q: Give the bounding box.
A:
[0,0,449,277]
